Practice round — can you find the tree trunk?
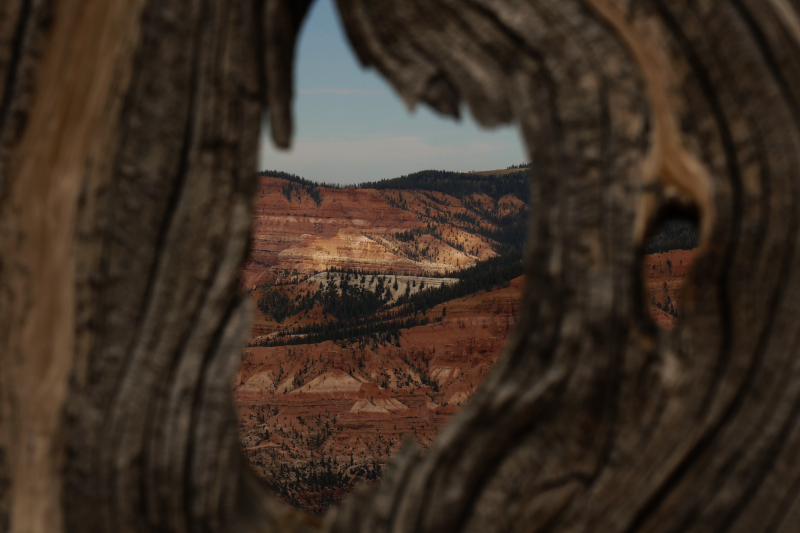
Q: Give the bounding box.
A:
[3,1,800,532]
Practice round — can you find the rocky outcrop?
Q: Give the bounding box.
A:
[239,176,505,288]
[236,244,696,513]
[236,176,692,514]
[236,187,697,514]
[234,276,523,513]
[643,249,696,329]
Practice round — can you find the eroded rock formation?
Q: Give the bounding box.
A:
[235,277,522,513]
[239,175,519,287]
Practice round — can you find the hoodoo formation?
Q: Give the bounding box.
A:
[234,170,696,514]
[235,169,528,513]
[235,279,522,512]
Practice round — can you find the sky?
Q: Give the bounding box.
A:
[258,0,527,185]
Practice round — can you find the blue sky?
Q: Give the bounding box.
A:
[258,0,527,185]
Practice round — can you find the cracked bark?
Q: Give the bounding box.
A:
[2,0,800,532]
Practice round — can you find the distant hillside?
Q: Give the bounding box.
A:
[254,168,694,256]
[242,171,529,289]
[239,168,529,513]
[644,249,696,329]
[244,169,528,347]
[469,167,530,176]
[258,169,346,191]
[358,169,529,254]
[235,276,523,514]
[249,250,523,349]
[645,219,697,254]
[357,168,529,202]
[238,168,697,515]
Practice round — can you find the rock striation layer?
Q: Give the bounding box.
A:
[239,176,510,288]
[234,277,522,513]
[234,171,696,514]
[643,248,696,329]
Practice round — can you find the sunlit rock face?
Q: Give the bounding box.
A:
[239,175,508,288]
[234,277,522,514]
[234,172,695,514]
[234,172,532,513]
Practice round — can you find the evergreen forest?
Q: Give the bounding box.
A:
[251,168,695,349]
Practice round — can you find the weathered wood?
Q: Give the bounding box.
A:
[330,2,800,532]
[2,0,800,532]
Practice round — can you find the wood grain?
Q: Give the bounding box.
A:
[1,1,800,532]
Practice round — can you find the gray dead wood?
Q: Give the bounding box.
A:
[2,1,800,532]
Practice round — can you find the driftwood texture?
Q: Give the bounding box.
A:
[2,0,800,532]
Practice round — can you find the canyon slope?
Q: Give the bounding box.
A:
[235,277,521,512]
[644,248,696,329]
[234,168,697,514]
[235,169,529,513]
[239,170,528,288]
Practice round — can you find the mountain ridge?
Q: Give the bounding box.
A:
[235,167,696,514]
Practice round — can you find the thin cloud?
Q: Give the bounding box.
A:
[299,88,388,95]
[258,134,517,184]
[264,135,502,164]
